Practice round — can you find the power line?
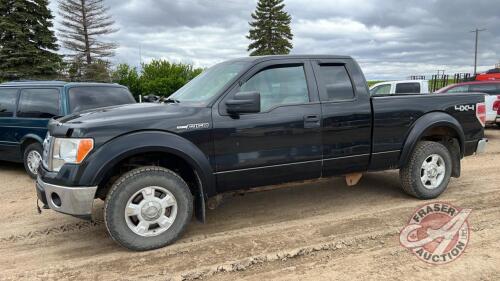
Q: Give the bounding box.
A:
[470,28,486,75]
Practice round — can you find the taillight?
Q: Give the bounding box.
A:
[476,102,486,127]
[494,96,500,113]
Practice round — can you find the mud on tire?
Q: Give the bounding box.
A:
[104,166,193,251]
[399,141,453,199]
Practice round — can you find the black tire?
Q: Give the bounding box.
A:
[23,142,43,179]
[104,166,193,251]
[399,141,452,199]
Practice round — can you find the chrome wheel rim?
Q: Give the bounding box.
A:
[27,150,42,175]
[420,154,446,189]
[125,186,178,237]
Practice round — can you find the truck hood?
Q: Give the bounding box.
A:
[59,103,185,125]
[49,102,210,141]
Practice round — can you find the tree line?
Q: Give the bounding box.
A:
[0,0,293,97]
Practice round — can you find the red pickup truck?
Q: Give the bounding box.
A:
[476,68,500,81]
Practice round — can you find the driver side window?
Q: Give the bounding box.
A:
[240,65,309,112]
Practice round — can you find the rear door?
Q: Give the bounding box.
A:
[0,88,20,161]
[212,59,322,192]
[311,59,372,176]
[14,88,62,147]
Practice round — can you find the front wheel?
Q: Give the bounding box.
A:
[399,141,452,199]
[104,166,193,251]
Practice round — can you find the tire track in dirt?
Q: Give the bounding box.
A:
[2,188,499,281]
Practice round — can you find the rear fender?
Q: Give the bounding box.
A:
[399,112,465,175]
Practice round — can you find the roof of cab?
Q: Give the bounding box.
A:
[0,81,122,87]
[227,54,353,63]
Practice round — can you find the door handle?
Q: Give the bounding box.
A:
[304,115,320,128]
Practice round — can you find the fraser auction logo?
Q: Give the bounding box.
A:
[399,202,471,264]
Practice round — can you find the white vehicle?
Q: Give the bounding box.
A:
[370,80,430,95]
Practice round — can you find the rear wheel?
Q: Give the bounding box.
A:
[23,142,43,179]
[399,141,452,199]
[104,166,193,251]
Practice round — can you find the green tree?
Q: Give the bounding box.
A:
[247,0,293,56]
[0,0,62,80]
[112,63,140,98]
[139,59,202,97]
[64,57,111,82]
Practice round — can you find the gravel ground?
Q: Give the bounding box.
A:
[0,129,499,281]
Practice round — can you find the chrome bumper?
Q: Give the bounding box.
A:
[475,138,488,154]
[36,178,97,218]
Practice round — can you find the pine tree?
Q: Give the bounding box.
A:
[57,0,118,65]
[0,0,62,80]
[247,0,293,56]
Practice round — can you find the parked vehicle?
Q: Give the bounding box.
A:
[436,81,500,126]
[494,98,500,125]
[475,68,500,81]
[0,81,136,178]
[369,80,429,95]
[36,55,486,251]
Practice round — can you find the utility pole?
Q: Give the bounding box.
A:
[471,28,486,75]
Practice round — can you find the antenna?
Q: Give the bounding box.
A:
[470,28,486,75]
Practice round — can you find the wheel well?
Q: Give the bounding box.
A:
[419,126,461,177]
[95,152,199,200]
[20,138,40,154]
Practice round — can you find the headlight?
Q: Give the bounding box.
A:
[51,138,94,172]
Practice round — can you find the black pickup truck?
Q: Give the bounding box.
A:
[36,55,487,251]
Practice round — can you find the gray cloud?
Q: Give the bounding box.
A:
[49,0,500,80]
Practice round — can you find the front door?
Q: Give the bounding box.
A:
[212,59,322,192]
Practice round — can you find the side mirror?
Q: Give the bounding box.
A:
[226,91,260,114]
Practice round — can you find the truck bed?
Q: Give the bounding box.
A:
[369,93,484,170]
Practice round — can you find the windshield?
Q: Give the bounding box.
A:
[68,86,136,113]
[169,61,249,104]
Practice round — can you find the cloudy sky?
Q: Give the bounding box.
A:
[48,0,500,80]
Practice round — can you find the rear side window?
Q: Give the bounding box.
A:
[68,86,135,113]
[17,89,60,118]
[469,84,500,95]
[0,88,19,117]
[395,83,420,94]
[317,65,355,102]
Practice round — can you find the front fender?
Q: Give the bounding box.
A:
[79,131,216,198]
[399,112,465,167]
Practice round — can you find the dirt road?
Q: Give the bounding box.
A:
[0,129,499,281]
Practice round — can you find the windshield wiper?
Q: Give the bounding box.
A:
[164,97,180,103]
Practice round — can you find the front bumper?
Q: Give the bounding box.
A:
[36,177,97,220]
[475,138,488,154]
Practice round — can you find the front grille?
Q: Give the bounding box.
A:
[42,133,53,170]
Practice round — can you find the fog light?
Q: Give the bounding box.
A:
[51,192,61,207]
